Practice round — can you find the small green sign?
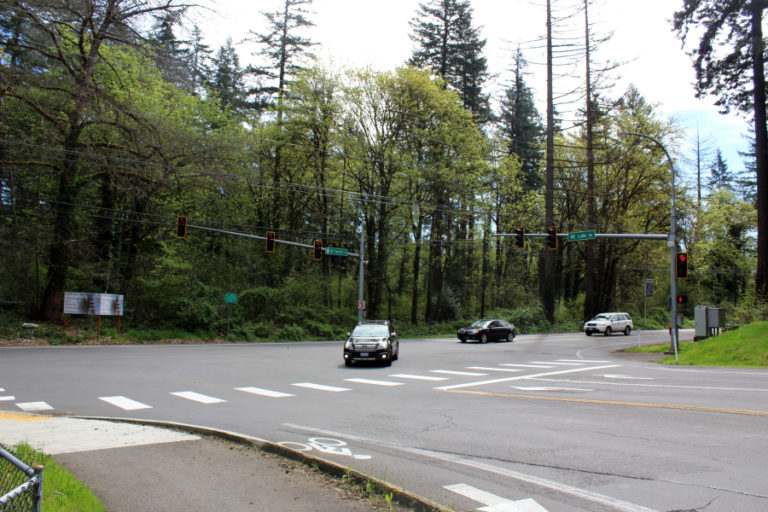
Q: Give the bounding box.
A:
[225,293,237,304]
[567,230,596,242]
[325,247,348,256]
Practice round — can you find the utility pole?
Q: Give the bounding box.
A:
[357,218,365,323]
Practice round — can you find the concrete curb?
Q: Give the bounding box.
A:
[76,415,448,512]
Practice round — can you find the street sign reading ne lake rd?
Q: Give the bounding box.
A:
[567,230,596,242]
[325,247,349,256]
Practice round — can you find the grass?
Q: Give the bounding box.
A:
[627,321,768,367]
[12,444,105,512]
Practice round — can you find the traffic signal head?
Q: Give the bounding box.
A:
[546,226,558,250]
[514,227,525,248]
[176,216,187,239]
[676,252,689,279]
[676,294,688,304]
[266,231,275,253]
[313,240,323,261]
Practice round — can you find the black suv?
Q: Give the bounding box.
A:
[343,320,399,366]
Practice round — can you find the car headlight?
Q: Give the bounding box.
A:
[344,340,353,349]
[377,340,390,349]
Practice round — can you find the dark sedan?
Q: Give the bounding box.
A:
[458,319,516,343]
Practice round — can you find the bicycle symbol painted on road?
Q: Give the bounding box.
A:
[277,437,372,460]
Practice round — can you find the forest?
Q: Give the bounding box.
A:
[0,0,762,340]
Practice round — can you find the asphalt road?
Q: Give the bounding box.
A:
[2,330,767,512]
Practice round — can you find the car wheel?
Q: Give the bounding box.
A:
[624,326,631,336]
[393,347,399,360]
[480,333,488,343]
[345,359,352,367]
[459,337,466,343]
[506,331,514,342]
[585,331,592,336]
[604,327,612,336]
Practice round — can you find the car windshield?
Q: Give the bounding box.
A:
[591,314,611,321]
[351,325,389,337]
[469,320,492,328]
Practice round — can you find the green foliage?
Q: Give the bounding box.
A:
[12,444,105,512]
[649,322,768,367]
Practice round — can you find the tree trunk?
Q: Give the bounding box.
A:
[751,1,768,301]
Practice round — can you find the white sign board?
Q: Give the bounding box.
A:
[63,292,124,316]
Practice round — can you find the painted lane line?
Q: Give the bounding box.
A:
[170,391,227,404]
[292,382,351,392]
[344,378,404,387]
[512,386,594,392]
[467,367,522,373]
[528,361,583,366]
[283,423,658,512]
[603,374,653,380]
[98,396,152,411]
[444,389,768,416]
[432,370,488,376]
[1,396,16,401]
[16,402,54,412]
[500,363,554,368]
[390,374,449,381]
[436,365,620,391]
[533,377,768,393]
[558,359,611,363]
[444,483,548,512]
[236,387,295,398]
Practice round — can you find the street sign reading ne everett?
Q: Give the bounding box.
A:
[567,230,596,242]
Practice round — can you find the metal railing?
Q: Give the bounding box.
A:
[0,444,43,512]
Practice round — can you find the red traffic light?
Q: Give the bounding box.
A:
[265,231,276,253]
[676,295,688,304]
[676,252,689,279]
[176,216,187,239]
[313,240,323,261]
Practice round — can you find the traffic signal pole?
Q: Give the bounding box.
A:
[357,220,365,324]
[622,131,679,362]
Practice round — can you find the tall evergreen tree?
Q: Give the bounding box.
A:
[499,48,544,191]
[211,38,247,115]
[707,149,734,190]
[674,0,768,301]
[247,0,316,118]
[150,11,191,89]
[408,0,491,123]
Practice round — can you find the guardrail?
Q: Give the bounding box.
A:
[0,444,43,512]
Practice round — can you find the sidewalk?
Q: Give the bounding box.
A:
[0,413,438,512]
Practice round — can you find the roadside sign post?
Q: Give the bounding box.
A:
[225,293,237,341]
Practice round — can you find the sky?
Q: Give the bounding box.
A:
[191,0,753,184]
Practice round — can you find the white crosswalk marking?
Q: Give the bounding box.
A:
[1,396,15,401]
[344,378,404,387]
[529,361,583,366]
[500,363,554,368]
[467,367,522,373]
[558,359,610,363]
[291,382,351,392]
[432,370,488,376]
[444,483,548,512]
[170,391,226,404]
[236,387,295,398]
[16,402,53,412]
[98,396,152,411]
[389,374,448,381]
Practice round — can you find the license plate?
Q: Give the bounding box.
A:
[360,352,369,357]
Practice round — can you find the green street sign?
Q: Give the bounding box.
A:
[567,230,596,242]
[325,247,348,256]
[225,293,237,304]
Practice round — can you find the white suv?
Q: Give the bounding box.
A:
[584,312,633,336]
